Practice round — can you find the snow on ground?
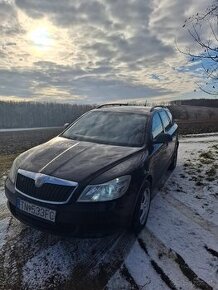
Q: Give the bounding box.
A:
[0,176,7,206]
[0,134,217,290]
[22,242,73,289]
[147,195,218,288]
[107,135,218,290]
[0,218,10,251]
[163,140,218,226]
[0,188,6,206]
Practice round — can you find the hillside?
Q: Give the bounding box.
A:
[168,104,218,120]
[171,98,218,108]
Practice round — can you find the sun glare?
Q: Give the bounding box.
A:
[29,27,53,50]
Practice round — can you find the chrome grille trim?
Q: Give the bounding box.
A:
[15,169,78,205]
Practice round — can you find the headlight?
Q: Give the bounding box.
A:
[78,175,131,202]
[8,156,22,184]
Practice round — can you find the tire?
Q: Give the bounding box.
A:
[132,181,151,234]
[169,148,178,171]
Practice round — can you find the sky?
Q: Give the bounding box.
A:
[0,0,213,104]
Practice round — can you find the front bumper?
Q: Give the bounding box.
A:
[5,178,134,237]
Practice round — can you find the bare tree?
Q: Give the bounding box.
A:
[179,3,218,95]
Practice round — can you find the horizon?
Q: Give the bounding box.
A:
[1,97,217,106]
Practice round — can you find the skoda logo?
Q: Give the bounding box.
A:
[35,175,44,188]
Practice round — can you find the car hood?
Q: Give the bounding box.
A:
[19,137,142,182]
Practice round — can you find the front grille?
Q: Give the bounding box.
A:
[16,173,76,203]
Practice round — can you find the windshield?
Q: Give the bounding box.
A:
[62,111,147,147]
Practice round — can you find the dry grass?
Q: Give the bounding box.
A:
[183,144,217,187]
[199,151,215,164]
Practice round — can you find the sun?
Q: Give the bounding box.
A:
[29,26,53,50]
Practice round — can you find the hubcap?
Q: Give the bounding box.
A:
[139,187,150,224]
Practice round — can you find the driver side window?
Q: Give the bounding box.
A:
[152,113,164,139]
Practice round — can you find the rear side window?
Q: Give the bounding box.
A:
[152,113,164,139]
[159,110,171,130]
[166,110,173,123]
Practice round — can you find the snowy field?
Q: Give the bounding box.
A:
[0,135,217,290]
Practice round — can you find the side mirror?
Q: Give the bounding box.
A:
[153,133,172,144]
[64,123,70,129]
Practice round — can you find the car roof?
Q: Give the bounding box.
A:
[92,105,169,115]
[93,105,153,115]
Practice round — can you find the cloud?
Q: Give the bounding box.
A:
[0,62,174,103]
[0,0,211,103]
[0,0,22,35]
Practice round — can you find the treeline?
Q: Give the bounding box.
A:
[171,98,218,108]
[0,101,93,129]
[1,99,218,129]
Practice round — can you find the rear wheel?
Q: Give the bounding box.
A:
[132,181,151,234]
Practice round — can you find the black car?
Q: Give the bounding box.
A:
[5,104,179,236]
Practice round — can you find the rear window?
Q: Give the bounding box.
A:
[166,110,173,123]
[159,110,171,130]
[152,112,164,139]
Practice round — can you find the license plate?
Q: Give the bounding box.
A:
[17,199,56,222]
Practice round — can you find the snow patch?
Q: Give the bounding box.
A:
[125,241,167,289]
[106,269,131,290]
[164,140,218,226]
[0,217,10,250]
[147,195,218,288]
[22,242,73,289]
[0,185,6,205]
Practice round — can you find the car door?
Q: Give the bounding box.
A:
[165,109,178,155]
[148,112,167,185]
[159,110,176,167]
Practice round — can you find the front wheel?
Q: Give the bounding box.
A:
[132,181,151,234]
